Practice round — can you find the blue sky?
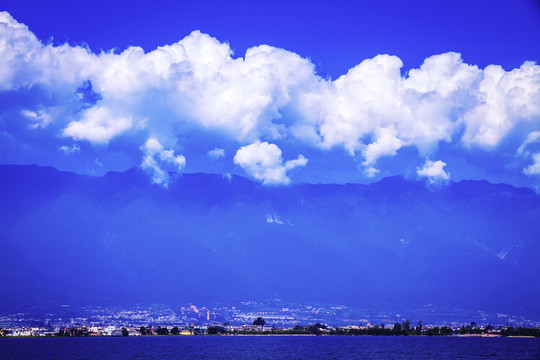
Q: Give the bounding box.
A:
[1,0,540,188]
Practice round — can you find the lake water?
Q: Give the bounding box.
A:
[1,336,540,359]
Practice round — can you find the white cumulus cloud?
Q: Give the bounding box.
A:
[233,141,307,185]
[59,144,80,155]
[363,167,380,178]
[516,131,540,176]
[21,109,52,129]
[417,159,451,184]
[141,138,186,187]
[207,147,225,159]
[63,106,135,143]
[517,131,540,156]
[523,153,540,176]
[1,11,540,185]
[362,126,403,166]
[462,62,540,148]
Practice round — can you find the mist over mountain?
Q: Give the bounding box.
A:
[1,164,540,319]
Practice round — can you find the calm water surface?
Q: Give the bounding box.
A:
[1,336,540,359]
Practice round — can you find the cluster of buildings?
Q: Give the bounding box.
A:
[1,324,279,337]
[1,326,127,337]
[1,300,539,337]
[1,323,528,337]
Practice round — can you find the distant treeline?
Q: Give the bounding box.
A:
[220,322,540,337]
[2,321,540,337]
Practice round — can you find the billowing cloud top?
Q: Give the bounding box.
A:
[1,11,540,187]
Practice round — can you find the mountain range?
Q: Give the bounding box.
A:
[1,164,539,319]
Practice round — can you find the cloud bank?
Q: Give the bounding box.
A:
[1,11,540,186]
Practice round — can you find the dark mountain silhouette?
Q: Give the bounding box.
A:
[1,164,539,318]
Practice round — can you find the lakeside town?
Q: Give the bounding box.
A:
[1,300,539,337]
[2,319,540,337]
[2,318,540,337]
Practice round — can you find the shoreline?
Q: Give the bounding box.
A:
[3,334,538,339]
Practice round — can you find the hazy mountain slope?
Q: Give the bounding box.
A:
[1,164,539,317]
